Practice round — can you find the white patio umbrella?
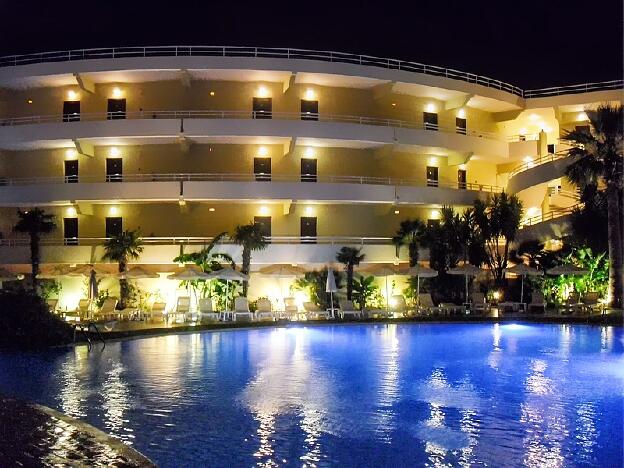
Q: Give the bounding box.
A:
[547,265,589,276]
[118,265,160,280]
[326,269,338,311]
[407,265,438,304]
[205,267,249,310]
[448,264,484,302]
[504,263,543,303]
[258,264,305,306]
[168,265,212,307]
[364,264,402,310]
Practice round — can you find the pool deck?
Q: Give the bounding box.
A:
[0,397,154,467]
[77,310,623,344]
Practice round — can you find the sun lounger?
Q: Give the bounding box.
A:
[145,301,166,322]
[282,297,299,320]
[65,298,91,322]
[339,300,362,319]
[169,296,190,323]
[389,295,411,318]
[94,297,118,321]
[581,292,602,315]
[528,292,546,314]
[303,302,332,320]
[255,298,274,321]
[198,298,218,322]
[470,293,490,316]
[418,293,448,315]
[232,297,253,322]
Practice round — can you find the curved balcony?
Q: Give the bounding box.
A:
[0,109,508,157]
[0,236,403,266]
[507,153,579,194]
[0,172,501,206]
[516,205,578,242]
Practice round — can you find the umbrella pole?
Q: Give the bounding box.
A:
[417,275,420,303]
[520,275,525,304]
[385,275,389,312]
[465,275,469,303]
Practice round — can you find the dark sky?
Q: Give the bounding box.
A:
[1,0,621,89]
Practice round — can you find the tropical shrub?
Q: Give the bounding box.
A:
[293,269,344,309]
[352,275,382,309]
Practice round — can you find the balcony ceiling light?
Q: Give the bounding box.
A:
[304,89,316,100]
[256,86,270,98]
[457,108,466,119]
[109,147,121,157]
[258,146,269,157]
[67,90,79,101]
[425,103,436,113]
[112,87,123,99]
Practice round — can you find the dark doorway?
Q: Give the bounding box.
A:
[457,169,467,189]
[456,117,467,135]
[63,101,80,122]
[424,112,438,130]
[254,216,272,242]
[426,166,439,187]
[301,158,318,182]
[107,98,126,119]
[300,216,317,243]
[254,157,271,181]
[253,97,272,119]
[106,158,123,182]
[64,160,78,183]
[63,217,78,245]
[105,217,122,238]
[301,100,319,121]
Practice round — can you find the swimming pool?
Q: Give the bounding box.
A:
[0,323,622,466]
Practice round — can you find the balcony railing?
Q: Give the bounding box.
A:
[520,205,579,228]
[0,236,394,247]
[0,172,504,193]
[0,109,503,141]
[1,46,620,99]
[508,152,574,179]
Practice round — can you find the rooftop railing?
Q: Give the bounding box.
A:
[0,109,502,141]
[0,172,504,193]
[0,46,620,99]
[0,235,394,247]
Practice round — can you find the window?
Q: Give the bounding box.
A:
[62,101,80,122]
[105,217,122,238]
[301,158,318,182]
[252,97,272,119]
[254,157,271,181]
[106,158,123,182]
[63,218,78,245]
[547,144,555,154]
[254,216,272,242]
[457,169,467,189]
[107,98,126,120]
[426,166,439,187]
[427,219,441,228]
[424,112,438,131]
[64,160,78,183]
[300,100,319,121]
[300,217,317,243]
[456,117,467,135]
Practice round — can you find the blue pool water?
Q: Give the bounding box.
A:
[0,323,622,467]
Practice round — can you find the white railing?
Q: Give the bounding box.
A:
[0,109,503,141]
[0,235,394,247]
[0,45,620,98]
[507,133,540,142]
[0,172,504,193]
[0,45,525,96]
[520,205,579,228]
[508,152,575,179]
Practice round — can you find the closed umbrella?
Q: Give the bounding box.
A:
[205,267,249,310]
[448,264,484,302]
[326,269,338,311]
[504,263,543,303]
[407,265,438,304]
[363,264,402,311]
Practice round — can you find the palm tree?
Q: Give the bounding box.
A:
[232,223,268,296]
[13,208,56,291]
[336,246,365,300]
[473,192,523,285]
[392,219,426,266]
[102,230,143,309]
[562,104,623,308]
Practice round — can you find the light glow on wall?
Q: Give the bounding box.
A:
[528,113,539,121]
[209,207,216,212]
[256,86,270,98]
[430,209,440,219]
[458,164,466,170]
[428,157,438,166]
[67,90,79,101]
[523,156,535,168]
[577,112,588,121]
[259,205,270,215]
[526,206,540,218]
[66,206,77,217]
[303,147,316,158]
[303,88,316,100]
[258,146,269,157]
[457,109,466,119]
[111,87,123,99]
[425,103,437,113]
[65,149,78,160]
[109,206,120,216]
[109,147,121,157]
[304,206,314,216]
[394,209,400,215]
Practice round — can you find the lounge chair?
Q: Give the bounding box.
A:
[470,293,490,316]
[169,296,190,323]
[232,297,253,322]
[440,302,466,315]
[255,298,274,321]
[65,299,91,322]
[560,292,582,315]
[94,297,118,321]
[338,300,362,319]
[418,293,452,315]
[581,292,601,315]
[528,292,546,314]
[282,297,299,320]
[389,295,411,318]
[145,301,166,322]
[303,302,332,320]
[198,298,218,322]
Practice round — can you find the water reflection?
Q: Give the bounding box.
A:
[58,346,90,418]
[102,355,132,442]
[373,324,400,442]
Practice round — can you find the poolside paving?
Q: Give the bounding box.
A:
[0,397,154,467]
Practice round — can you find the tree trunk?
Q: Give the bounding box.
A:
[408,242,419,267]
[346,264,354,300]
[118,259,128,309]
[606,187,624,309]
[30,233,40,292]
[241,246,251,297]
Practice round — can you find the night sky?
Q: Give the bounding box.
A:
[0,0,621,89]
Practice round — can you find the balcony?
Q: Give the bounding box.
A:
[0,172,501,206]
[0,236,404,266]
[507,153,579,194]
[516,205,578,242]
[0,110,508,158]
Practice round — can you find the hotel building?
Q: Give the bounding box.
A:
[0,46,621,307]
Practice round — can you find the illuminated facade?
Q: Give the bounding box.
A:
[0,46,621,307]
